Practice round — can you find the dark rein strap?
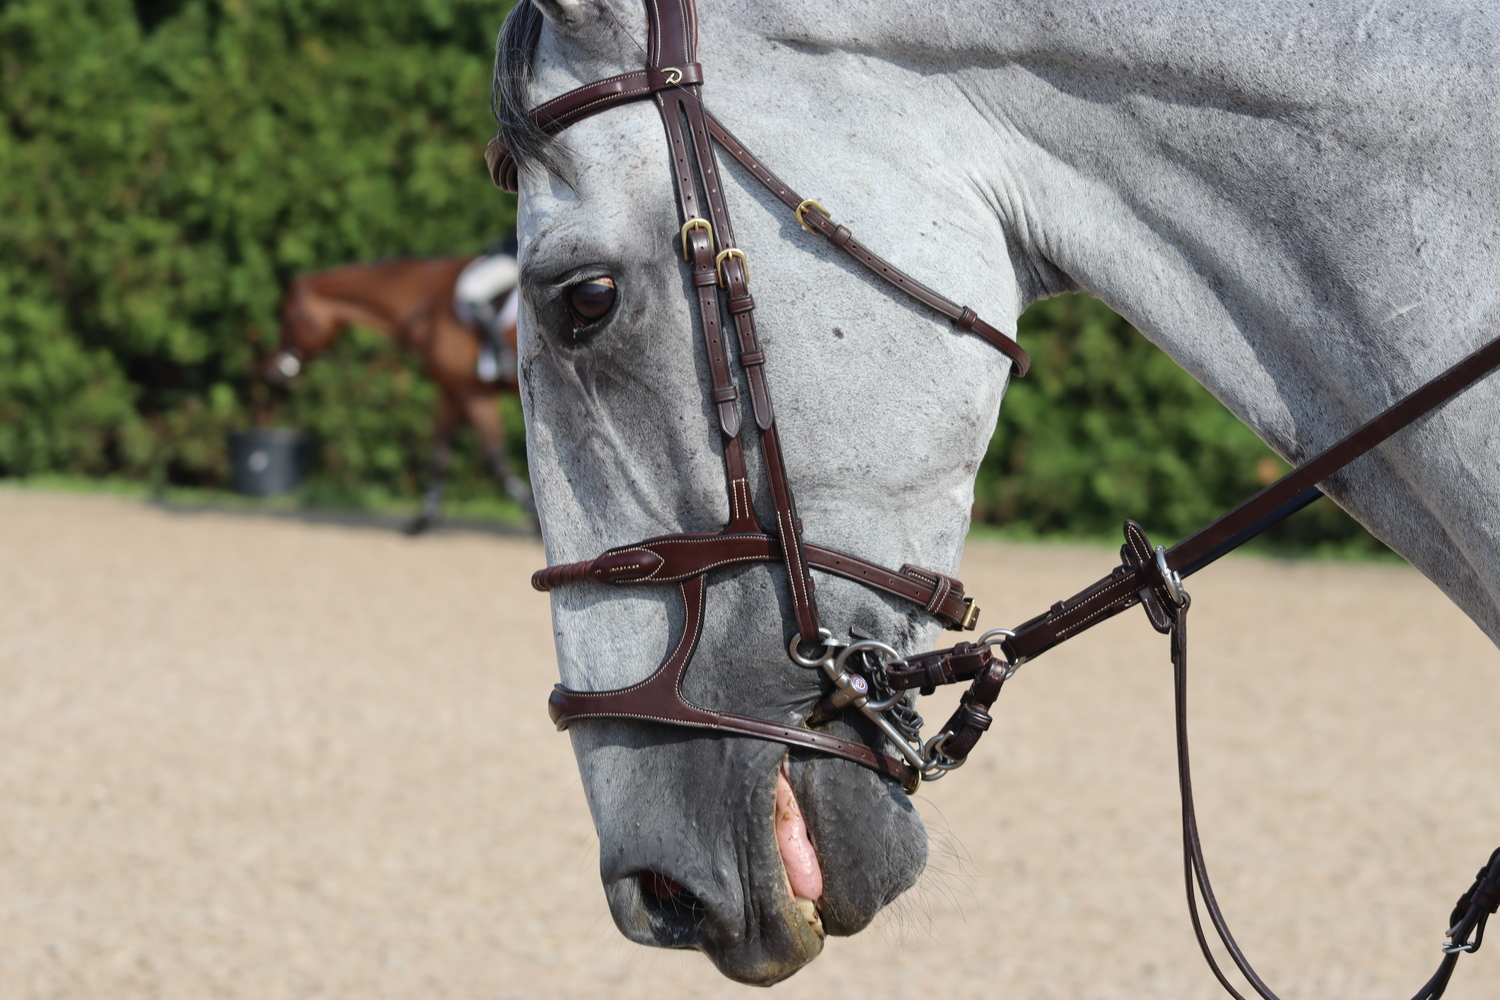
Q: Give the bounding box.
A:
[906,332,1500,999]
[1171,601,1500,1000]
[999,332,1500,668]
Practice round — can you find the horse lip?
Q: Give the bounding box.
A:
[775,759,825,908]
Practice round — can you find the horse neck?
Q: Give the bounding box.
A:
[722,0,1500,452]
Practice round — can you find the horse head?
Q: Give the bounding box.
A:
[502,0,1023,983]
[264,278,337,385]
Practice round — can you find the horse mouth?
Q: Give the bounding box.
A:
[614,758,827,983]
[634,760,826,945]
[774,759,826,925]
[583,719,924,985]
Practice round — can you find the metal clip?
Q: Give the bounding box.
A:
[1154,545,1188,607]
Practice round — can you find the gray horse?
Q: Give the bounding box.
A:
[499,0,1500,985]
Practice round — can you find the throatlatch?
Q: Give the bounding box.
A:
[495,0,1500,994]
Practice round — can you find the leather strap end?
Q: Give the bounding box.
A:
[485,135,519,193]
[547,686,571,728]
[965,314,1031,376]
[533,560,595,591]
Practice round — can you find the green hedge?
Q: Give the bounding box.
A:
[985,294,1379,554]
[0,0,1378,550]
[0,0,514,491]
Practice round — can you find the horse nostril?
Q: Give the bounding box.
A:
[642,871,683,899]
[636,872,705,948]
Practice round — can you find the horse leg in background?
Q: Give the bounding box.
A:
[407,394,461,536]
[463,390,536,517]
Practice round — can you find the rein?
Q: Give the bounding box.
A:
[492,1,1500,994]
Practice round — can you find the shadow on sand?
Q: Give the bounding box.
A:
[148,498,537,540]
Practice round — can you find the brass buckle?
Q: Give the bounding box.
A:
[794,199,829,234]
[715,248,749,288]
[680,217,715,260]
[958,597,980,631]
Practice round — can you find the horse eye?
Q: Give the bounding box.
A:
[568,277,617,325]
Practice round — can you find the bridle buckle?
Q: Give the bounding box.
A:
[794,198,829,234]
[680,217,715,260]
[715,247,749,287]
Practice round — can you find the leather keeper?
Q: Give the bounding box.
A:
[887,641,993,693]
[646,63,703,89]
[727,292,755,313]
[968,661,1009,706]
[485,135,518,192]
[710,385,738,403]
[939,703,992,761]
[739,349,766,366]
[1470,874,1500,914]
[692,268,719,287]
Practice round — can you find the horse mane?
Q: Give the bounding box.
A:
[493,2,557,178]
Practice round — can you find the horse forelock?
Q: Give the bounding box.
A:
[493,2,557,179]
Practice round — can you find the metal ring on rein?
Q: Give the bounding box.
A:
[978,627,1022,678]
[788,628,844,669]
[789,629,1022,781]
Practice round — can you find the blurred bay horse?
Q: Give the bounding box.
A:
[266,256,533,533]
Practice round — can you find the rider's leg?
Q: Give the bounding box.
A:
[407,394,461,534]
[494,290,520,383]
[468,298,503,383]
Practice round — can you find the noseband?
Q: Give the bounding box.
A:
[496,0,1500,993]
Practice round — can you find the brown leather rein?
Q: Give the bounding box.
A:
[493,1,1500,994]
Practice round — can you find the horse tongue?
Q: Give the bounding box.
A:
[775,765,824,902]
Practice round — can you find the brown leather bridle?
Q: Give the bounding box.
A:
[492,0,1034,793]
[493,0,1500,994]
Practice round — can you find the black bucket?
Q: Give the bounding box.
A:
[228,428,308,497]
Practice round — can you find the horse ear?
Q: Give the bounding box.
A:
[529,0,590,30]
[527,0,644,53]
